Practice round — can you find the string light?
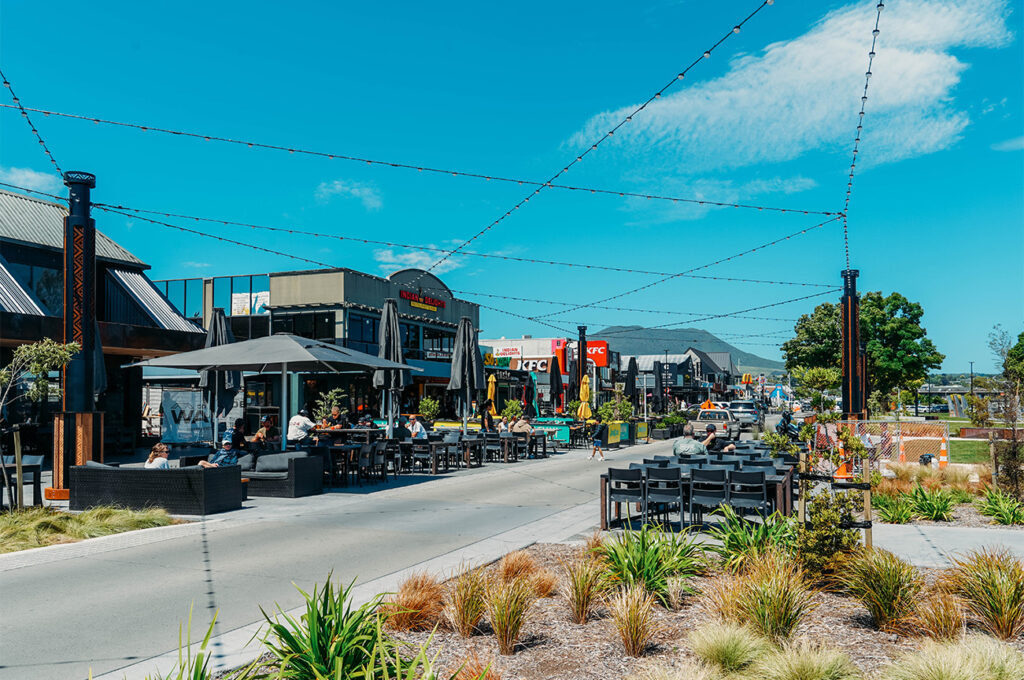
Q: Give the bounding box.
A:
[411,0,775,281]
[0,69,63,176]
[0,103,836,218]
[841,1,884,270]
[531,216,843,319]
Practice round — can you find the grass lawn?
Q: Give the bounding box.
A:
[950,438,991,465]
[0,506,177,554]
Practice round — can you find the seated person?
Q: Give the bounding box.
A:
[322,405,348,429]
[199,436,238,468]
[392,417,412,440]
[672,423,708,455]
[145,443,170,469]
[408,415,428,439]
[702,423,736,453]
[511,416,534,434]
[229,418,247,450]
[253,415,280,449]
[287,409,317,446]
[497,416,510,433]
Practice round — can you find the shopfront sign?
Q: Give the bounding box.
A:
[587,341,609,367]
[511,357,551,372]
[399,289,446,312]
[425,350,452,360]
[161,390,211,443]
[483,352,511,367]
[494,346,521,357]
[490,369,524,384]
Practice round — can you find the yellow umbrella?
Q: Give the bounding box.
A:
[487,374,498,415]
[577,375,592,420]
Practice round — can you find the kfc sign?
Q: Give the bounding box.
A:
[587,341,609,367]
[511,357,550,372]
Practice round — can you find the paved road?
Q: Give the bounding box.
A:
[0,442,654,680]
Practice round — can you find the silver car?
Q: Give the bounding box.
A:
[728,400,764,430]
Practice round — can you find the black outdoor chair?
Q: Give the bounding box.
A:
[371,442,389,482]
[701,461,740,471]
[689,468,729,526]
[643,458,668,467]
[729,470,771,516]
[607,468,645,528]
[1,454,44,507]
[483,433,502,462]
[356,443,375,484]
[716,455,745,465]
[743,458,776,468]
[645,466,686,526]
[410,439,433,472]
[440,433,462,469]
[307,445,333,486]
[382,439,401,479]
[512,433,530,460]
[652,455,674,463]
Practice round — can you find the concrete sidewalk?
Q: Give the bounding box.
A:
[873,523,1024,567]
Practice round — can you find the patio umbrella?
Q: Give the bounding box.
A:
[372,298,405,437]
[486,374,498,415]
[447,317,484,434]
[653,361,665,413]
[549,355,564,414]
[576,375,592,420]
[623,356,638,407]
[197,308,240,442]
[565,358,579,403]
[127,333,418,450]
[523,374,536,418]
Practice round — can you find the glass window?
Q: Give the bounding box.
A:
[347,313,379,354]
[423,327,455,358]
[400,323,420,351]
[272,311,335,341]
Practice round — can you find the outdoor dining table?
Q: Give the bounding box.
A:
[397,439,450,475]
[328,443,362,487]
[598,464,794,531]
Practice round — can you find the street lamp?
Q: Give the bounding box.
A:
[969,361,975,396]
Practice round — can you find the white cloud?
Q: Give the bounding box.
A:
[991,136,1024,152]
[373,248,463,275]
[569,0,1013,174]
[181,261,211,268]
[315,180,382,210]
[0,166,61,193]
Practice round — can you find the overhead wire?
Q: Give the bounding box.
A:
[0,69,64,176]
[411,0,776,280]
[0,103,836,218]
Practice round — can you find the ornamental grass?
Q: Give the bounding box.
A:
[839,548,923,633]
[687,622,771,674]
[751,639,861,680]
[452,651,502,680]
[0,506,174,553]
[485,576,535,655]
[529,568,558,598]
[383,571,444,631]
[945,548,1024,640]
[444,565,487,637]
[496,550,538,583]
[562,557,606,625]
[912,590,966,641]
[881,635,1024,680]
[608,585,660,658]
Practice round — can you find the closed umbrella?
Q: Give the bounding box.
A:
[447,317,484,435]
[624,356,638,407]
[198,308,240,443]
[576,375,592,420]
[523,374,536,418]
[486,374,498,416]
[549,355,564,414]
[565,358,579,403]
[373,298,405,437]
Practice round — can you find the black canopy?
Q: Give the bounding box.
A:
[549,355,564,414]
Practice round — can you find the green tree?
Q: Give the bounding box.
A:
[782,292,944,397]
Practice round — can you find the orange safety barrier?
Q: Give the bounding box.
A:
[939,435,948,469]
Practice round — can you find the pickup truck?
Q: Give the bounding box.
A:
[694,408,741,441]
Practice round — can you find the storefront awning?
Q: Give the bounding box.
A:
[110,268,204,334]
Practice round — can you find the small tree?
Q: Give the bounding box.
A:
[313,387,348,422]
[501,400,523,422]
[418,396,441,423]
[0,339,81,509]
[792,366,841,414]
[988,325,1023,499]
[966,394,992,428]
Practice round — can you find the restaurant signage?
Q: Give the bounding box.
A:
[586,341,609,367]
[511,357,550,372]
[399,289,446,312]
[494,346,521,357]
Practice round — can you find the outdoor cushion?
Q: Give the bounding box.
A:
[236,454,255,471]
[246,471,289,480]
[255,452,307,472]
[84,460,113,468]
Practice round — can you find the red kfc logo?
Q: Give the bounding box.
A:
[586,341,608,367]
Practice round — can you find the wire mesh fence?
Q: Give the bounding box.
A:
[815,420,950,465]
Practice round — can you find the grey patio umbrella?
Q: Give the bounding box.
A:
[197,308,240,441]
[447,317,484,435]
[624,356,639,407]
[127,333,418,450]
[565,358,579,404]
[372,298,405,437]
[549,355,564,415]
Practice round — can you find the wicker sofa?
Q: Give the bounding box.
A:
[69,462,244,515]
[241,452,323,498]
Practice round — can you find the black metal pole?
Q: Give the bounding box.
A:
[62,171,97,413]
[841,269,865,419]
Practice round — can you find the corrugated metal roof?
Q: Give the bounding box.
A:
[111,268,204,333]
[0,252,46,315]
[0,189,144,266]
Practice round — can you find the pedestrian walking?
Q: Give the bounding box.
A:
[589,416,606,461]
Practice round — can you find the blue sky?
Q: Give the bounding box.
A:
[1,0,1021,372]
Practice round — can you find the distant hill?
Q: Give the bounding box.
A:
[591,325,786,376]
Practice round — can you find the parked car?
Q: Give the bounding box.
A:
[695,408,741,440]
[728,400,764,430]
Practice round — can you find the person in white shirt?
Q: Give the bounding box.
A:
[144,443,170,469]
[287,409,317,445]
[409,415,428,439]
[497,416,509,433]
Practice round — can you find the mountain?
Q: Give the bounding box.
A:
[591,325,786,376]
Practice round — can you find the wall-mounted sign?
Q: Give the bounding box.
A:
[425,350,452,360]
[587,341,609,367]
[511,357,550,372]
[494,346,521,357]
[399,289,446,312]
[231,291,270,315]
[483,353,511,367]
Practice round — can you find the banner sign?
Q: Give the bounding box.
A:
[231,291,270,315]
[161,390,211,443]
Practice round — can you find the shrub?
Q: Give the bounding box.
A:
[881,635,1024,680]
[736,551,818,641]
[597,524,706,605]
[452,652,501,680]
[260,575,387,679]
[839,548,923,632]
[752,640,861,680]
[665,576,692,611]
[975,487,1024,525]
[876,495,915,524]
[705,504,796,572]
[444,565,486,637]
[530,569,557,598]
[383,572,444,631]
[912,590,965,641]
[563,558,606,624]
[609,585,660,657]
[687,622,770,674]
[419,395,441,422]
[945,548,1024,639]
[994,439,1024,501]
[795,491,862,579]
[485,577,535,655]
[497,550,537,583]
[624,661,721,680]
[909,485,956,522]
[500,399,523,422]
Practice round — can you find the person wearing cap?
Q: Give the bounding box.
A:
[702,423,736,453]
[408,414,427,439]
[287,408,317,447]
[672,423,708,455]
[254,415,280,444]
[199,435,239,468]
